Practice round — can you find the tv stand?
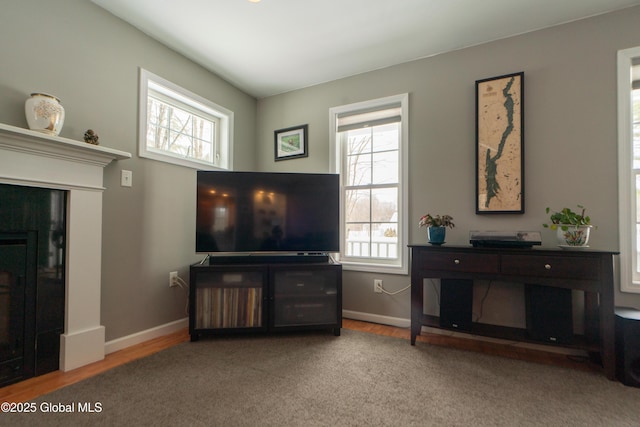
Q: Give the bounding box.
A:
[189,257,341,341]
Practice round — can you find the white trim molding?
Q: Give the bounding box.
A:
[105,318,188,355]
[342,310,410,328]
[618,46,640,293]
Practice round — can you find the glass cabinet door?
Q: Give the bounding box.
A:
[271,267,338,328]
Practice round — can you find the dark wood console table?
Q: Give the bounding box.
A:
[409,245,619,380]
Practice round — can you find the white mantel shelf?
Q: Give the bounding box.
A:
[0,122,131,372]
[0,122,131,167]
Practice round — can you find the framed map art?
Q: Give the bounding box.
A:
[475,72,524,214]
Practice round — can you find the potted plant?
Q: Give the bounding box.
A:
[543,205,593,247]
[418,214,454,245]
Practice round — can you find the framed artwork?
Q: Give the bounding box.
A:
[475,72,524,214]
[274,124,308,161]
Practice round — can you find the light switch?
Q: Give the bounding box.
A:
[121,170,133,187]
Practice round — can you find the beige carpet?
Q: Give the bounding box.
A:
[2,329,638,426]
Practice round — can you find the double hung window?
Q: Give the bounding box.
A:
[618,47,640,293]
[330,94,408,274]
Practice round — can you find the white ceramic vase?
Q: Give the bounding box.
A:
[25,93,65,136]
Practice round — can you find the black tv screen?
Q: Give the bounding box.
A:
[196,171,340,253]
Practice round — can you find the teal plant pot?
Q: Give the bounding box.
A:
[427,226,446,245]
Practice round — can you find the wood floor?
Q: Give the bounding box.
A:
[0,319,602,403]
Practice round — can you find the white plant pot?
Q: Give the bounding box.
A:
[556,224,592,247]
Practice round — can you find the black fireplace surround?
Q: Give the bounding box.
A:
[0,183,66,386]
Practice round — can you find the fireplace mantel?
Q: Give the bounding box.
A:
[0,122,131,371]
[0,123,130,189]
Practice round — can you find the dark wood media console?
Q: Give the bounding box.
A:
[409,245,619,380]
[189,258,342,341]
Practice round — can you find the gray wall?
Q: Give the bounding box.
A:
[0,0,256,340]
[257,6,640,324]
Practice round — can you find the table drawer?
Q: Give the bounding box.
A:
[501,254,599,280]
[416,251,500,274]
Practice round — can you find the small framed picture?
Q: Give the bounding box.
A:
[274,124,308,161]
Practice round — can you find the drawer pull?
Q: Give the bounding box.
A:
[544,264,552,270]
[454,259,460,264]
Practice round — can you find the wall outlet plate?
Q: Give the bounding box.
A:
[121,170,133,187]
[169,271,178,287]
[374,279,383,293]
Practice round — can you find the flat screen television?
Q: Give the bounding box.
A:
[196,171,340,254]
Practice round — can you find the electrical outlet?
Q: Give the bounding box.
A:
[169,271,178,288]
[374,279,383,293]
[121,170,133,187]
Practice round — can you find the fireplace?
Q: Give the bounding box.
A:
[0,185,66,386]
[0,123,130,380]
[0,232,36,386]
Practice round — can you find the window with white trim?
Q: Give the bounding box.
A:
[138,69,233,170]
[330,94,409,274]
[618,47,640,293]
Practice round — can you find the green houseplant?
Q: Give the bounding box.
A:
[419,214,454,245]
[543,205,593,247]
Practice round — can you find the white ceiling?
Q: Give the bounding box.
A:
[92,0,640,98]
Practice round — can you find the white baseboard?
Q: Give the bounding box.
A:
[104,312,407,355]
[104,317,188,355]
[60,325,105,372]
[342,310,410,328]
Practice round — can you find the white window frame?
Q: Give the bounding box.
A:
[329,93,409,275]
[618,46,640,293]
[138,68,234,170]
